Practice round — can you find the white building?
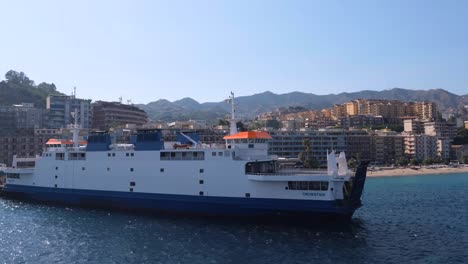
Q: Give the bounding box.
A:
[404,133,438,161]
[437,139,451,160]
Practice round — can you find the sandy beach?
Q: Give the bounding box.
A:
[367,165,468,177]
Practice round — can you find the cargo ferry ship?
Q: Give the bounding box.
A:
[1,94,368,221]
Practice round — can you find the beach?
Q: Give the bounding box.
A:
[367,165,468,177]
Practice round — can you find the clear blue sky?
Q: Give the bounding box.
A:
[1,0,467,103]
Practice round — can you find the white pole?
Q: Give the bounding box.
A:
[229,92,238,135]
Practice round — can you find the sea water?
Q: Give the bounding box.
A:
[0,173,467,263]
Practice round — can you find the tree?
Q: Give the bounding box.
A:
[265,119,280,129]
[422,158,434,165]
[409,158,420,166]
[236,121,247,132]
[298,138,320,168]
[5,70,34,86]
[461,155,468,164]
[396,157,409,166]
[37,82,57,94]
[347,158,358,168]
[452,128,468,145]
[218,119,229,126]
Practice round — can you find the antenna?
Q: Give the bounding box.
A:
[127,99,132,105]
[73,86,77,98]
[119,96,123,104]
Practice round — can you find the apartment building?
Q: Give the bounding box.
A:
[369,130,405,165]
[92,101,148,130]
[268,129,368,165]
[403,118,425,134]
[0,103,46,129]
[404,133,438,161]
[0,128,60,166]
[424,121,458,139]
[47,95,92,129]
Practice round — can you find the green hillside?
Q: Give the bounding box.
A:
[0,70,63,108]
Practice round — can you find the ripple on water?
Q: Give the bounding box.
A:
[0,173,467,263]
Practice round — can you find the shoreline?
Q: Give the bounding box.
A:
[366,166,468,177]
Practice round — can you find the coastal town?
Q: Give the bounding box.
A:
[1,71,467,178]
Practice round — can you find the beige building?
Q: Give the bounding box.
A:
[331,104,347,119]
[424,121,457,139]
[404,118,425,134]
[92,101,148,130]
[345,102,358,116]
[331,99,437,121]
[370,132,404,165]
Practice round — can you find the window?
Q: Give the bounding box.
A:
[199,180,204,184]
[82,167,85,171]
[245,193,250,198]
[108,153,111,157]
[160,168,164,172]
[248,144,254,148]
[6,173,20,179]
[212,152,216,156]
[199,169,204,173]
[287,181,329,191]
[130,168,134,172]
[160,151,205,161]
[126,153,129,157]
[130,153,134,157]
[112,153,115,157]
[107,167,110,171]
[55,153,64,160]
[199,191,204,196]
[130,182,135,186]
[218,152,223,156]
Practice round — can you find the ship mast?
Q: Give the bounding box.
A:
[69,108,81,148]
[229,92,237,135]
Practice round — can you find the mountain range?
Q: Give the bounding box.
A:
[136,88,468,122]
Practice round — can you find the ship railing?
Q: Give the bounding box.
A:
[247,169,352,176]
[109,144,135,151]
[46,147,66,152]
[246,170,329,176]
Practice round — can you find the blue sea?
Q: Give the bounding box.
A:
[0,173,467,264]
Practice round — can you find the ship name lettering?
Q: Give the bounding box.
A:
[302,192,325,197]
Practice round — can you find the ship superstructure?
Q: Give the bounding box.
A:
[1,94,368,220]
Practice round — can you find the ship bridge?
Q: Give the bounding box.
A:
[223,131,272,160]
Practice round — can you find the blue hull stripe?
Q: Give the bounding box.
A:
[4,184,355,217]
